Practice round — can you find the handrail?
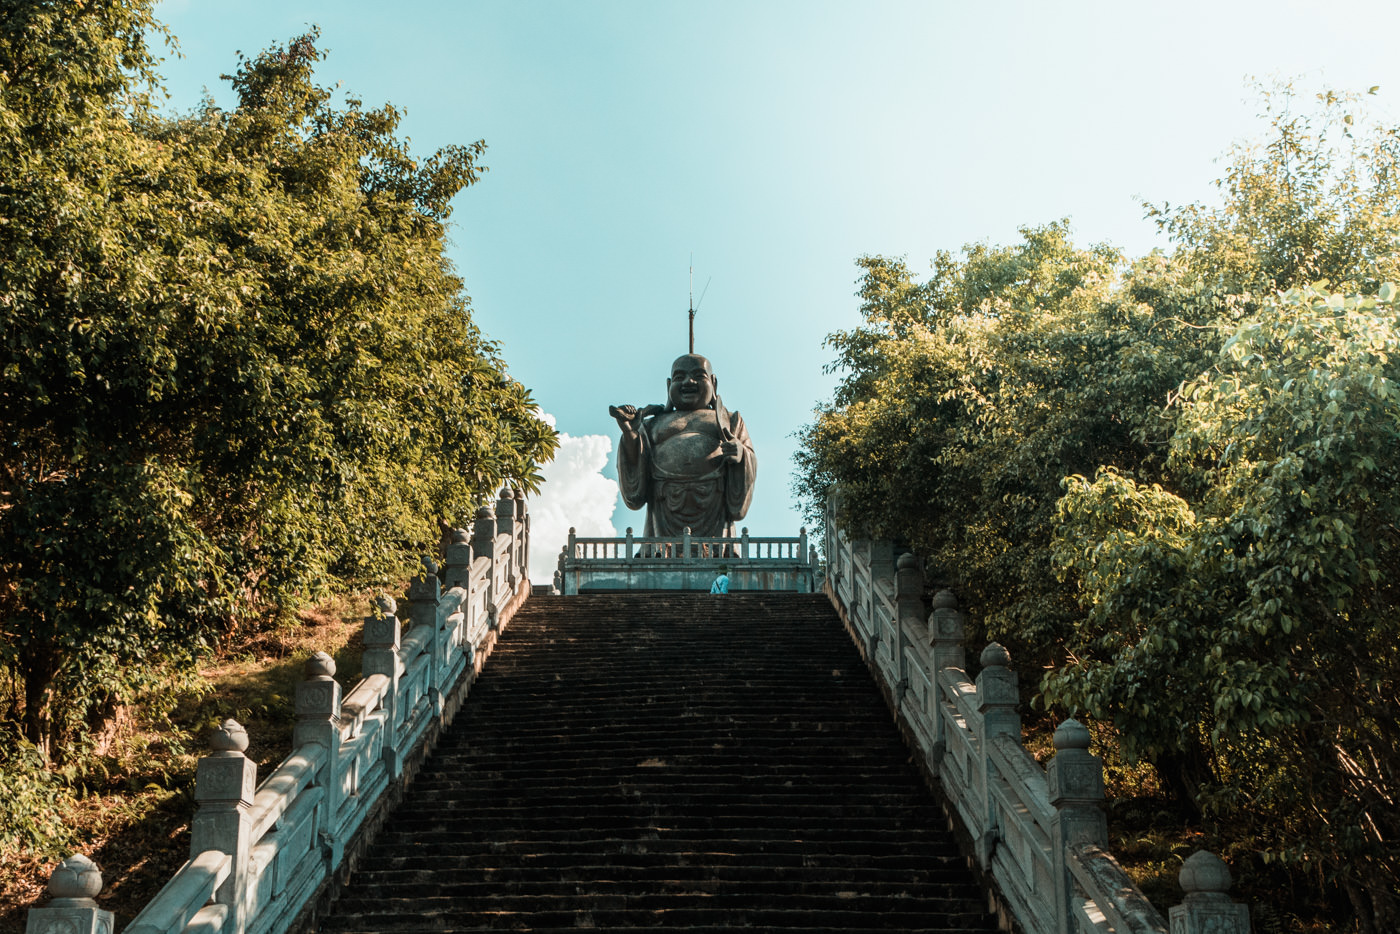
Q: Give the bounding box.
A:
[556,526,818,594]
[28,490,535,934]
[821,497,1251,934]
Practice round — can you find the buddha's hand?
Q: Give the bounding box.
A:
[609,404,642,435]
[720,426,742,463]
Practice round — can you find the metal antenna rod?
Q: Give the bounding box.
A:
[688,256,696,354]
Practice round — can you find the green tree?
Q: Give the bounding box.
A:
[0,1,556,762]
[797,84,1400,929]
[1052,288,1400,931]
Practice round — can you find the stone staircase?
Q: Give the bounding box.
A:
[316,593,998,933]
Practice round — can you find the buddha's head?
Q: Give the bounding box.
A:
[667,354,716,411]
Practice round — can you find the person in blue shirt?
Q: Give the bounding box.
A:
[710,566,730,594]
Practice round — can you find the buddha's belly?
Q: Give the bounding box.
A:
[652,430,721,478]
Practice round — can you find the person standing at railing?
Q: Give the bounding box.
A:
[610,354,757,546]
[710,566,730,594]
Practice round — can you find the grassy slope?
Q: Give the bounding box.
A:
[0,595,366,934]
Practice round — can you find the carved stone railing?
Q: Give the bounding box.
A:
[28,490,533,934]
[555,526,818,594]
[823,502,1250,934]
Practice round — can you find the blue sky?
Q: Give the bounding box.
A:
[152,0,1400,552]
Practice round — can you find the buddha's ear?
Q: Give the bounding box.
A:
[712,376,719,392]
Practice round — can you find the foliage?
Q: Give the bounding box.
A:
[796,226,1198,650]
[0,732,76,854]
[0,0,557,769]
[1052,286,1400,929]
[797,84,1400,929]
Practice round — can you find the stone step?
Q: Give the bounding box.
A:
[314,593,995,934]
[322,902,990,933]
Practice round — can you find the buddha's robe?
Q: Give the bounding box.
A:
[617,405,756,537]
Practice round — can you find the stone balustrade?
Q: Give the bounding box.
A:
[823,503,1250,934]
[556,526,818,594]
[27,491,532,934]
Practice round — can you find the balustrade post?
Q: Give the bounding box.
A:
[869,538,896,587]
[514,491,527,559]
[1048,719,1108,934]
[475,506,498,610]
[362,595,404,776]
[894,554,924,705]
[516,491,529,583]
[798,527,808,563]
[495,487,517,539]
[683,527,693,563]
[25,855,112,934]
[1169,852,1250,934]
[442,528,473,590]
[974,643,1020,866]
[741,526,750,560]
[928,590,965,773]
[495,489,517,588]
[191,719,257,934]
[407,557,445,716]
[625,526,634,558]
[295,651,344,866]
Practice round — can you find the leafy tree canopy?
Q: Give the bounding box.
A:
[0,0,557,769]
[797,83,1400,929]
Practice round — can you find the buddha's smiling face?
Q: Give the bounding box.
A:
[668,354,716,411]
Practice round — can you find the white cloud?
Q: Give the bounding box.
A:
[527,415,619,584]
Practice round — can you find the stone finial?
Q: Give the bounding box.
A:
[897,552,919,571]
[210,719,249,754]
[477,506,496,522]
[419,555,439,578]
[979,642,1011,668]
[450,527,469,544]
[499,487,512,499]
[374,593,397,616]
[1053,718,1092,752]
[47,855,102,906]
[304,651,336,679]
[931,589,958,610]
[1179,851,1231,895]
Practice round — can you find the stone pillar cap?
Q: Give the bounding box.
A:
[304,651,336,679]
[48,854,102,901]
[1179,850,1232,895]
[210,719,249,753]
[1053,718,1091,751]
[979,642,1011,668]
